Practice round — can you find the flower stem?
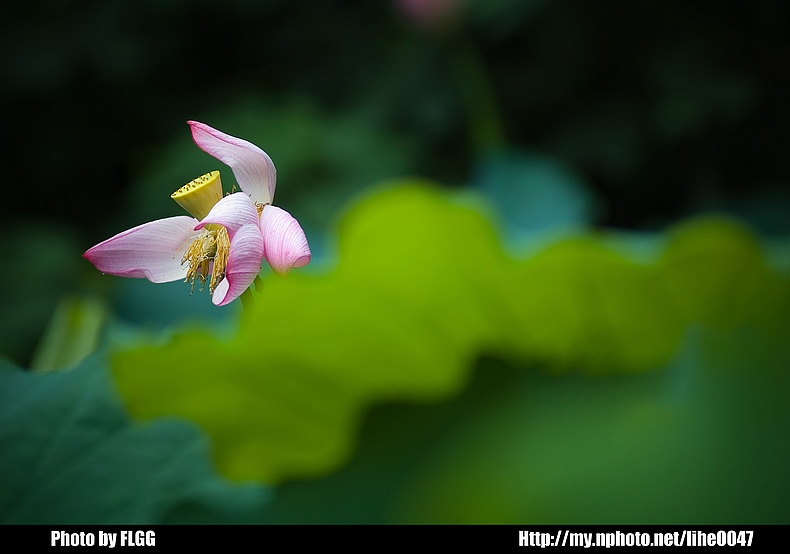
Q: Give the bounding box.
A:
[254,275,265,291]
[240,288,255,312]
[443,32,505,154]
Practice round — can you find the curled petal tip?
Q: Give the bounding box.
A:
[260,205,311,277]
[187,120,277,206]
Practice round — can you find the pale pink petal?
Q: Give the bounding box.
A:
[397,0,462,28]
[188,120,276,205]
[83,216,199,283]
[195,192,260,236]
[260,205,311,276]
[211,224,265,306]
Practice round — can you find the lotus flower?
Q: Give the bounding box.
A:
[396,0,463,29]
[84,121,311,306]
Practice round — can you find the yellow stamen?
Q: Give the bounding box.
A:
[210,226,230,293]
[171,171,223,219]
[181,226,230,294]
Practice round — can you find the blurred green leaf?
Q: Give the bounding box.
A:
[471,149,599,250]
[114,182,511,484]
[30,295,107,373]
[390,326,790,523]
[0,354,269,524]
[266,326,790,523]
[660,217,790,329]
[112,182,789,489]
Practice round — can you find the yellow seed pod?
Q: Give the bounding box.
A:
[171,171,223,220]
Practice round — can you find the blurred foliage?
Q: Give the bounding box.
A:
[4,182,789,523]
[0,224,82,366]
[472,149,600,250]
[267,327,790,524]
[112,184,789,494]
[4,0,790,233]
[29,295,107,373]
[0,353,269,524]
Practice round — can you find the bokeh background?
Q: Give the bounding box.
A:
[2,0,789,523]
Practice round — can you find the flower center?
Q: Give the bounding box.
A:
[171,171,223,219]
[181,226,230,294]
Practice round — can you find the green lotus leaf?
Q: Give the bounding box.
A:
[0,354,268,524]
[112,182,790,487]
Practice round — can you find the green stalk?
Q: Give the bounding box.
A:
[443,31,506,154]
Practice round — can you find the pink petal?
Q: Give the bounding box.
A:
[260,205,311,276]
[211,224,265,306]
[83,217,199,283]
[188,120,276,205]
[396,0,462,28]
[195,192,260,237]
